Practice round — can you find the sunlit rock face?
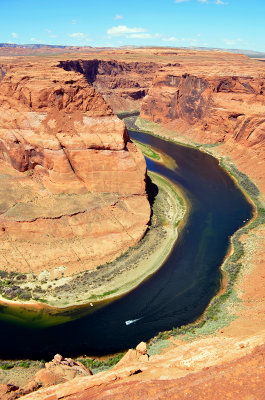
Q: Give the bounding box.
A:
[0,63,147,195]
[141,58,265,149]
[58,59,159,113]
[140,52,265,192]
[0,61,150,277]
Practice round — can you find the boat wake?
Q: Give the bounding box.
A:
[125,317,142,326]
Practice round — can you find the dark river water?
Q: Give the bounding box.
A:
[0,131,253,360]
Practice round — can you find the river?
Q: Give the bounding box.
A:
[0,131,253,360]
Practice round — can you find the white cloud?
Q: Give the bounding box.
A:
[181,37,198,41]
[180,38,199,45]
[130,33,161,39]
[107,25,147,36]
[162,36,179,42]
[222,38,243,46]
[114,14,123,19]
[30,38,42,43]
[175,0,190,2]
[67,32,91,44]
[11,32,18,38]
[128,33,153,39]
[198,0,228,3]
[45,29,57,38]
[68,32,87,38]
[163,36,199,45]
[107,26,161,40]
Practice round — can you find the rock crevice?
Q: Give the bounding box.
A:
[58,59,159,112]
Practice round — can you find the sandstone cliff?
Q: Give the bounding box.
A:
[141,59,265,147]
[140,54,265,191]
[0,61,150,280]
[0,63,147,195]
[58,59,158,113]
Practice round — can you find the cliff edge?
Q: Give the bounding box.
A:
[0,61,150,283]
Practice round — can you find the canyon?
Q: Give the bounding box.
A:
[58,59,158,113]
[0,47,264,399]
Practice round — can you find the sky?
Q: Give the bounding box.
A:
[1,0,264,52]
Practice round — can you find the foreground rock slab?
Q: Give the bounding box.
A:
[19,332,265,399]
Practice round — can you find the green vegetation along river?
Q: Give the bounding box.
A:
[0,130,253,360]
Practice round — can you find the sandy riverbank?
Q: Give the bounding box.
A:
[128,117,265,345]
[132,139,178,171]
[0,171,187,312]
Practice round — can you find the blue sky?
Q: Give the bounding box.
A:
[1,0,264,51]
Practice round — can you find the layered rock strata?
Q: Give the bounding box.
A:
[141,61,265,146]
[0,64,147,195]
[140,55,265,191]
[58,59,158,112]
[0,62,150,278]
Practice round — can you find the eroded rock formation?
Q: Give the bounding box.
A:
[18,333,265,399]
[141,61,265,146]
[0,61,150,279]
[0,63,147,195]
[140,54,265,191]
[58,59,158,112]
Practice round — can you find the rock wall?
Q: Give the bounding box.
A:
[58,59,158,112]
[0,61,150,278]
[141,62,265,149]
[0,63,148,195]
[140,56,265,193]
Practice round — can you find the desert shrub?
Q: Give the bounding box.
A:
[0,363,14,370]
[78,353,124,373]
[19,361,30,368]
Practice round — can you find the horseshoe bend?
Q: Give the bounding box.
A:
[0,47,264,399]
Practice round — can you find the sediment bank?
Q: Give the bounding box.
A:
[128,117,264,346]
[0,171,186,312]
